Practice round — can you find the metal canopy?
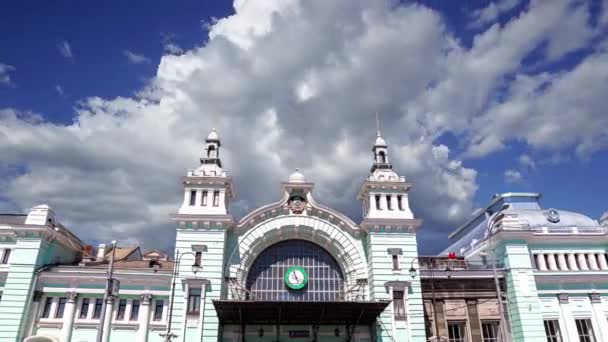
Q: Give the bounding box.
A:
[212,300,390,325]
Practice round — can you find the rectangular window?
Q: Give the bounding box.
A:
[213,191,220,207]
[481,321,500,342]
[189,190,197,206]
[544,320,562,342]
[153,300,164,321]
[41,297,53,318]
[56,297,67,318]
[201,190,208,206]
[187,289,201,315]
[575,319,596,342]
[448,321,467,342]
[116,299,127,320]
[392,255,400,271]
[130,299,140,321]
[397,195,403,210]
[79,298,90,319]
[194,252,202,267]
[93,298,103,319]
[393,290,406,320]
[1,249,11,264]
[375,195,381,210]
[387,195,393,210]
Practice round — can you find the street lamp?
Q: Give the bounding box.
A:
[96,240,118,342]
[160,245,206,342]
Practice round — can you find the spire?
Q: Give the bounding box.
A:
[201,128,222,167]
[371,113,390,171]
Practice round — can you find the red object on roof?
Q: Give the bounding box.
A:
[447,252,457,260]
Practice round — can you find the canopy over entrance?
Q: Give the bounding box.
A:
[213,300,390,325]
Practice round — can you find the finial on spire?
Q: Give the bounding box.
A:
[375,112,381,137]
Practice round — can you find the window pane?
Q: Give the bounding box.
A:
[1,249,11,264]
[187,289,201,315]
[130,299,140,321]
[544,320,562,342]
[56,298,67,318]
[79,298,90,319]
[116,299,127,320]
[41,297,53,318]
[448,321,467,342]
[481,321,500,342]
[392,255,400,270]
[575,319,595,342]
[393,290,406,320]
[93,298,103,319]
[154,300,164,321]
[189,190,197,206]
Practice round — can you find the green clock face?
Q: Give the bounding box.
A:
[284,266,308,290]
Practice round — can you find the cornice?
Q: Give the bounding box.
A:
[360,217,422,233]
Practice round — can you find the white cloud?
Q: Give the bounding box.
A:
[504,169,523,183]
[470,0,519,27]
[123,50,151,64]
[0,63,15,85]
[55,85,64,96]
[57,40,73,59]
[0,0,605,253]
[518,154,536,170]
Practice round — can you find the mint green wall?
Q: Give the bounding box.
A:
[501,243,546,342]
[366,232,425,342]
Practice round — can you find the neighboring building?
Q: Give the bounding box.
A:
[1,128,606,342]
[444,193,608,342]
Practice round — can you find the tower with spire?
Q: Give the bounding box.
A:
[171,128,235,342]
[358,114,425,342]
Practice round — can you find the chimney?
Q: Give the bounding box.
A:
[25,204,56,226]
[97,243,106,260]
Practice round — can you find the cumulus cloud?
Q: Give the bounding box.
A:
[0,63,15,85]
[123,50,151,64]
[504,169,523,184]
[0,0,606,253]
[470,0,519,27]
[57,40,73,59]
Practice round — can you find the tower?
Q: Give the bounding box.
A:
[358,118,425,342]
[171,129,234,342]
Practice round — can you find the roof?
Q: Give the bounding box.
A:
[213,300,390,325]
[104,246,140,261]
[0,214,27,225]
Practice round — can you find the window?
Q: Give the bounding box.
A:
[116,299,127,320]
[187,289,201,315]
[393,290,406,320]
[207,145,216,158]
[153,300,164,321]
[56,297,67,318]
[213,191,220,206]
[387,195,393,210]
[1,249,11,264]
[392,255,400,271]
[41,297,53,318]
[575,319,595,342]
[201,190,208,206]
[375,195,381,210]
[397,195,403,211]
[194,252,202,267]
[379,151,386,163]
[189,190,197,206]
[448,321,467,342]
[544,320,562,342]
[482,321,500,342]
[130,299,140,321]
[93,298,103,319]
[79,298,90,319]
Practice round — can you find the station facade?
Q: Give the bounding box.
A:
[0,128,605,342]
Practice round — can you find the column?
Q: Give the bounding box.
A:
[557,254,568,271]
[136,294,152,342]
[598,254,608,270]
[380,195,388,211]
[432,300,447,339]
[536,254,547,271]
[219,189,226,209]
[567,254,579,270]
[60,292,78,342]
[101,297,114,342]
[578,253,589,270]
[466,300,482,342]
[198,282,208,341]
[25,292,43,338]
[588,254,599,270]
[369,194,377,214]
[390,195,398,211]
[547,254,558,271]
[590,294,608,340]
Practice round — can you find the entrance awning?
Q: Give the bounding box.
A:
[212,300,390,325]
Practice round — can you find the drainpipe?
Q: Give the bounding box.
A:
[21,264,54,340]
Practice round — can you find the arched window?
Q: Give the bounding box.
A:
[378,151,386,163]
[207,145,216,158]
[246,240,344,301]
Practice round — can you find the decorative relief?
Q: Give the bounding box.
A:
[590,293,602,304]
[66,291,78,303]
[288,195,307,214]
[545,209,560,223]
[558,293,569,304]
[141,293,153,305]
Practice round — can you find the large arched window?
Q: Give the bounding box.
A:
[246,240,344,301]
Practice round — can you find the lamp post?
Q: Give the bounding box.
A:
[96,240,118,342]
[161,245,206,342]
[409,257,451,342]
[483,221,510,342]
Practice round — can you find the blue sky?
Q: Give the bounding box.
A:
[1,0,607,252]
